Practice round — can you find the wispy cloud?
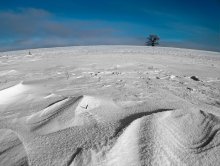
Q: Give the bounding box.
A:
[0,8,51,38]
[0,8,143,51]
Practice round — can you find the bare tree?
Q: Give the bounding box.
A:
[146,34,160,46]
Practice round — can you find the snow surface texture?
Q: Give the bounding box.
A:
[0,46,220,166]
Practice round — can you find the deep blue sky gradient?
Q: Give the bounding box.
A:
[0,0,219,51]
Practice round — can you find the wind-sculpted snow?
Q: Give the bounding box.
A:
[150,109,220,165]
[159,110,220,152]
[105,117,142,166]
[69,109,220,166]
[0,82,30,105]
[22,95,121,135]
[1,94,220,165]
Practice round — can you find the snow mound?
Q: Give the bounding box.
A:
[0,83,30,105]
[145,109,220,165]
[160,109,220,151]
[102,109,220,166]
[0,81,62,108]
[23,95,121,135]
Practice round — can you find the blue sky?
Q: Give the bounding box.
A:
[0,0,219,52]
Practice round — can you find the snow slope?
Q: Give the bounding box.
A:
[0,46,220,166]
